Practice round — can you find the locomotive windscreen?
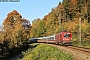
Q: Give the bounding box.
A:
[64,33,70,38]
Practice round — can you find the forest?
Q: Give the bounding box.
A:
[31,0,90,47]
[0,0,90,59]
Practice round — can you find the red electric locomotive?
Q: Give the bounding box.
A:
[55,31,72,45]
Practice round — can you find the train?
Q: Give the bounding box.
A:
[30,31,72,45]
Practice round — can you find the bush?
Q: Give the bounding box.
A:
[21,44,74,60]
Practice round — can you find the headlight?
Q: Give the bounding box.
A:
[63,39,64,40]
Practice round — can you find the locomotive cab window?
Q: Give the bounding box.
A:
[64,33,70,38]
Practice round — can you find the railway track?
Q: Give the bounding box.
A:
[49,44,90,60]
[66,46,90,53]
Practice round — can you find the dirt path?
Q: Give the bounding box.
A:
[48,44,90,60]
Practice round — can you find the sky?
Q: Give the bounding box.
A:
[0,0,63,25]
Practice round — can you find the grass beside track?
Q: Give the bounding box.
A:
[19,43,74,60]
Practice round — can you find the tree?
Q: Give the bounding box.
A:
[0,10,31,58]
[87,0,90,23]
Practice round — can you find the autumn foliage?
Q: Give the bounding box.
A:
[31,0,90,48]
[0,0,90,59]
[0,10,31,59]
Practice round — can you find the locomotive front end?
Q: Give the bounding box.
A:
[62,32,72,45]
